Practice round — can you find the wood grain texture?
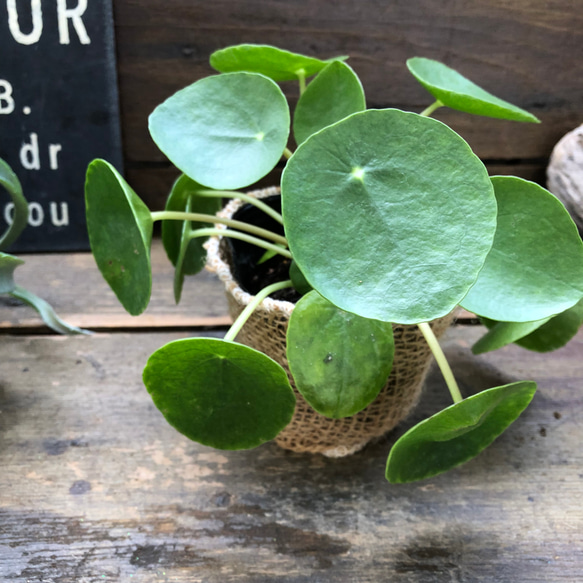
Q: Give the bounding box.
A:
[112,0,582,194]
[1,326,581,581]
[0,239,230,332]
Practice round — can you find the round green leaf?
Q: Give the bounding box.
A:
[210,44,344,82]
[287,291,395,418]
[407,57,539,123]
[461,177,583,322]
[480,298,583,353]
[0,252,24,294]
[516,299,583,352]
[386,381,537,483]
[281,108,497,324]
[293,60,366,145]
[162,174,221,275]
[0,158,28,250]
[143,338,296,449]
[472,318,550,355]
[85,159,153,316]
[149,72,290,190]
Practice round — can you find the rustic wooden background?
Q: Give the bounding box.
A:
[111,0,583,209]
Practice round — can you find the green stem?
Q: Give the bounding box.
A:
[195,190,284,225]
[0,160,28,250]
[297,69,306,95]
[151,210,288,247]
[188,227,292,259]
[283,147,294,160]
[418,321,463,404]
[224,279,293,342]
[419,100,444,118]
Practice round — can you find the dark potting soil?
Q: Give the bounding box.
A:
[226,195,302,303]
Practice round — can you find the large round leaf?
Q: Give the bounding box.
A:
[85,159,153,316]
[287,291,395,418]
[149,72,290,190]
[386,381,536,483]
[281,108,497,324]
[0,252,24,294]
[407,58,539,123]
[210,44,342,82]
[293,60,366,145]
[162,174,221,274]
[143,338,296,449]
[0,158,28,250]
[461,177,583,322]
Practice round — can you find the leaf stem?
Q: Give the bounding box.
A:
[419,100,444,118]
[224,279,293,342]
[151,210,288,246]
[297,69,306,95]
[195,190,284,225]
[283,147,294,160]
[188,228,292,259]
[418,321,463,404]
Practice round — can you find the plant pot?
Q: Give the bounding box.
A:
[205,187,457,457]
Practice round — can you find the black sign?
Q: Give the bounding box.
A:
[0,0,123,252]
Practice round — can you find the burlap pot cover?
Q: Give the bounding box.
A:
[205,187,456,457]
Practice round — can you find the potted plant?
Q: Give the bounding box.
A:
[84,45,583,483]
[0,157,88,335]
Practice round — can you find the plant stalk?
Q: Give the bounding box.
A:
[418,321,463,404]
[419,100,444,118]
[283,147,294,160]
[297,69,306,95]
[151,210,288,246]
[195,190,284,225]
[188,228,292,259]
[224,279,293,342]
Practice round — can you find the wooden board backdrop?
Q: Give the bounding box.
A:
[110,0,583,209]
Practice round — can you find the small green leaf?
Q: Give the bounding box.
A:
[287,291,395,418]
[293,60,366,145]
[289,261,313,295]
[210,44,345,82]
[10,285,90,335]
[85,159,153,316]
[407,57,539,123]
[149,72,290,190]
[162,174,221,274]
[257,248,278,265]
[386,381,536,483]
[461,176,583,322]
[481,298,583,353]
[472,318,550,355]
[143,338,296,449]
[0,252,24,293]
[282,108,497,324]
[0,158,28,250]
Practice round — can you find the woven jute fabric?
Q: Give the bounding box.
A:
[205,187,456,457]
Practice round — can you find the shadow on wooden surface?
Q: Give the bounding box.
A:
[1,326,581,581]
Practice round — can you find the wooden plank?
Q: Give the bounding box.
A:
[112,0,582,166]
[1,326,582,580]
[0,239,230,332]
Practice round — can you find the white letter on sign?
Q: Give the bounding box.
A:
[0,80,15,114]
[7,0,43,45]
[57,0,91,45]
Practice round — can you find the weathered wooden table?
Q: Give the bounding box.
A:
[1,242,582,582]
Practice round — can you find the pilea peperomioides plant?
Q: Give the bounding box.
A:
[0,158,88,335]
[84,45,583,483]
